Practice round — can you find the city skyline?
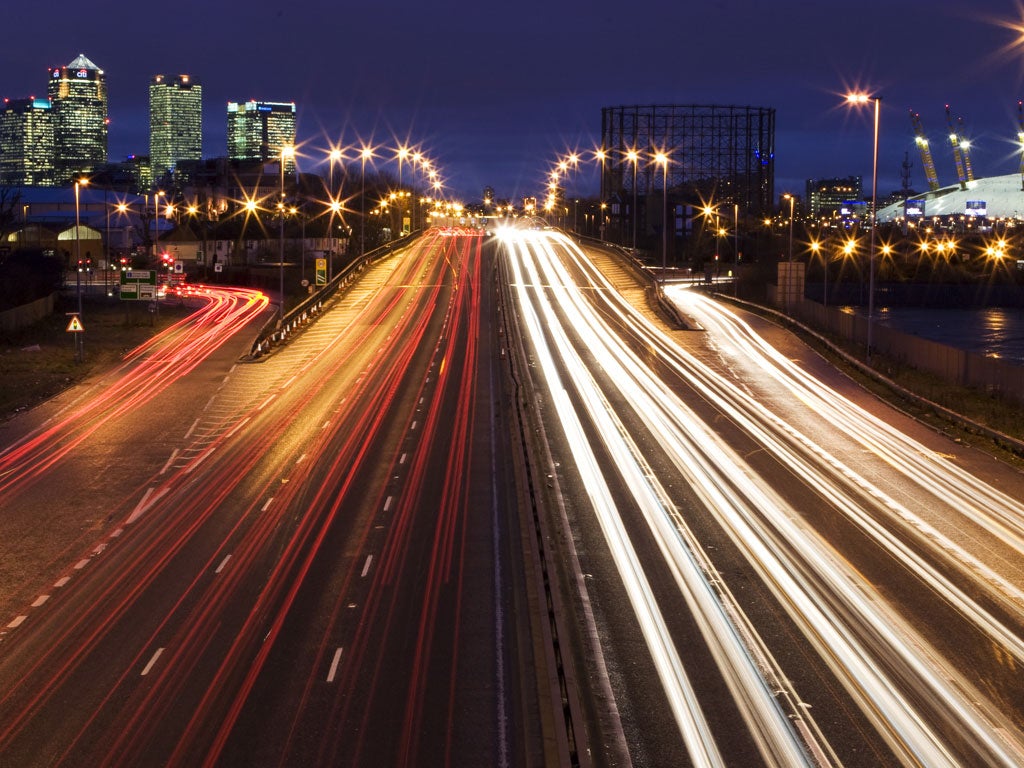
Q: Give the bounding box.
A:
[2,3,1024,202]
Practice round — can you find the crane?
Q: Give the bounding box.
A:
[909,109,940,191]
[945,104,968,190]
[1017,101,1024,191]
[957,116,975,183]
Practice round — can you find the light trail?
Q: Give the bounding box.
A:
[0,286,270,502]
[499,227,1024,766]
[505,228,798,767]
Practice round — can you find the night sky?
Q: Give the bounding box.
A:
[4,1,1024,204]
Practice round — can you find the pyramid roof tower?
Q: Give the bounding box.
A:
[66,53,102,72]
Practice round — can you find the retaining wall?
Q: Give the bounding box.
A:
[0,294,55,334]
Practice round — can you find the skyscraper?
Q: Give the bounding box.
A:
[0,97,55,186]
[48,53,107,183]
[149,74,202,184]
[226,100,296,169]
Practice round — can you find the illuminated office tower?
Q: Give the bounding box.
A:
[48,53,107,182]
[0,97,55,186]
[226,100,296,170]
[149,74,202,182]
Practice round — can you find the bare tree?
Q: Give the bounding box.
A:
[0,187,24,245]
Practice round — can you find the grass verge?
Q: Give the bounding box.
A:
[0,295,192,421]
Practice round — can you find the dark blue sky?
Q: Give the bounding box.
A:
[4,1,1024,204]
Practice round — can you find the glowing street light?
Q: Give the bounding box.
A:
[152,190,165,260]
[626,148,639,251]
[783,193,795,262]
[74,178,88,317]
[280,144,295,318]
[72,178,90,362]
[654,151,669,281]
[396,145,410,188]
[594,147,608,239]
[328,146,344,280]
[846,91,881,362]
[360,144,375,255]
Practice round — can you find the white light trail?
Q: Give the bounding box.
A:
[502,228,1024,766]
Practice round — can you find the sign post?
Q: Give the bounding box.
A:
[65,312,84,363]
[315,257,327,286]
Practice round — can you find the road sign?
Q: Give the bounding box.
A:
[316,257,327,286]
[122,269,156,284]
[120,269,158,300]
[66,315,84,332]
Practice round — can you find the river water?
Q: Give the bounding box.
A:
[871,307,1024,365]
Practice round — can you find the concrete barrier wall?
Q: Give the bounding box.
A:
[766,285,1024,405]
[0,294,55,334]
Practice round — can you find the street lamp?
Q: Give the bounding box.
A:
[396,145,409,189]
[733,202,739,294]
[74,179,87,317]
[360,144,375,255]
[783,193,794,262]
[73,178,89,363]
[810,240,826,307]
[279,144,295,318]
[328,147,343,281]
[846,91,881,362]
[626,148,639,251]
[153,190,165,260]
[594,147,607,239]
[654,151,669,281]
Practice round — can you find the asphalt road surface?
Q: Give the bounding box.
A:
[2,225,1024,767]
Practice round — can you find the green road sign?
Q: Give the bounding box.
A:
[120,270,158,300]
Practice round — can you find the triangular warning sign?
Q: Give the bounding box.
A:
[66,316,84,332]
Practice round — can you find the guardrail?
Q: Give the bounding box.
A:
[248,230,425,358]
[711,290,1024,459]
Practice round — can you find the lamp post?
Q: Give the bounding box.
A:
[626,149,639,252]
[74,179,85,317]
[811,240,825,306]
[396,145,409,190]
[73,179,88,363]
[847,92,881,362]
[654,151,669,282]
[783,193,794,262]
[360,145,374,255]
[595,148,607,240]
[152,190,165,261]
[733,202,739,294]
[328,147,343,281]
[280,144,294,319]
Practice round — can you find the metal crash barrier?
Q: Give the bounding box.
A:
[248,231,424,358]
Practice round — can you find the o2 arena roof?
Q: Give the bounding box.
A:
[878,173,1024,222]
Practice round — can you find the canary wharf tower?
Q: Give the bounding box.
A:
[150,74,202,181]
[48,53,107,183]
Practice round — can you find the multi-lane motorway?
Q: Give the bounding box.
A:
[500,226,1024,767]
[1,225,1023,766]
